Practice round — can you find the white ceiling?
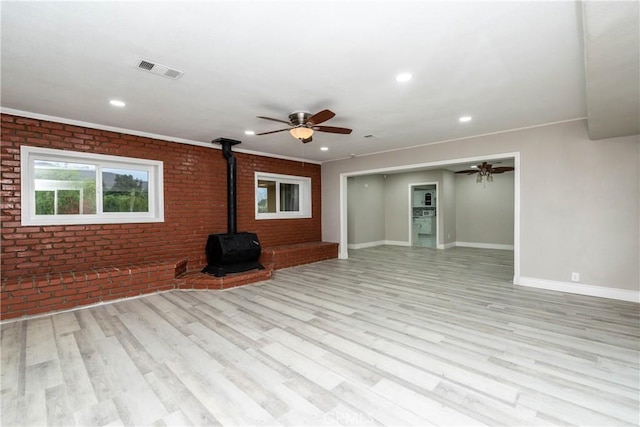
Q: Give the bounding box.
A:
[1,1,637,163]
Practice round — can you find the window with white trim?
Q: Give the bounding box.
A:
[255,172,311,219]
[21,146,164,225]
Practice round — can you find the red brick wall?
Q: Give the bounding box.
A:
[260,242,339,270]
[2,260,185,319]
[1,113,322,280]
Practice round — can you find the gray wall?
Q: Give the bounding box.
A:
[347,167,510,248]
[442,170,457,245]
[347,175,385,245]
[322,120,639,292]
[384,170,443,243]
[349,170,450,246]
[455,172,514,245]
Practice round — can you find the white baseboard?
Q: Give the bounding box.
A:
[384,240,411,247]
[455,241,514,250]
[347,240,386,250]
[349,240,515,251]
[518,276,639,303]
[439,242,456,249]
[347,240,411,249]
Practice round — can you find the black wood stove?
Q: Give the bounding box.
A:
[201,138,263,277]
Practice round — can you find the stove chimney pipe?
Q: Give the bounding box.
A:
[213,137,241,235]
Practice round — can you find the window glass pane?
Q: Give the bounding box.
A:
[254,173,310,219]
[34,161,96,215]
[280,183,300,212]
[35,191,54,215]
[257,180,276,213]
[102,168,149,213]
[57,190,81,214]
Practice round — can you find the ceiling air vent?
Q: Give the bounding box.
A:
[164,69,182,79]
[138,60,155,71]
[136,59,184,80]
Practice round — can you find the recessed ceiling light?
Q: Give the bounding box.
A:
[470,165,478,169]
[395,72,413,83]
[109,99,126,107]
[320,147,329,151]
[244,130,255,135]
[459,116,472,122]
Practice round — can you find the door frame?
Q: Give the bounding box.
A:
[408,182,438,248]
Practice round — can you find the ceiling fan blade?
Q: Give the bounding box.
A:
[301,136,313,144]
[307,109,335,125]
[257,116,290,125]
[256,128,290,136]
[455,169,478,174]
[314,125,352,134]
[492,167,515,173]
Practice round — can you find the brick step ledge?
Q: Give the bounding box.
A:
[177,265,273,291]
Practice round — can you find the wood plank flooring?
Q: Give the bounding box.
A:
[2,246,639,426]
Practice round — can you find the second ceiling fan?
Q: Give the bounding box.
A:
[256,109,352,143]
[456,162,515,183]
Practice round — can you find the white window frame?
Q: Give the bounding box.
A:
[21,146,164,225]
[255,172,311,219]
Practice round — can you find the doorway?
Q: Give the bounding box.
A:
[338,152,520,284]
[409,183,437,248]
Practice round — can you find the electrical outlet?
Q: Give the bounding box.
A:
[571,272,580,282]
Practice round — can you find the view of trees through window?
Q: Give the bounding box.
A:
[34,161,96,215]
[103,169,149,213]
[35,189,87,215]
[33,162,148,215]
[35,191,55,215]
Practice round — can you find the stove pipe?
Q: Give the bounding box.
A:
[202,138,264,277]
[214,137,241,234]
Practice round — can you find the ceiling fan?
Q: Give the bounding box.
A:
[455,162,514,183]
[256,109,352,143]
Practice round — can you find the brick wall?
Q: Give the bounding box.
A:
[1,259,186,319]
[260,242,339,270]
[1,113,322,281]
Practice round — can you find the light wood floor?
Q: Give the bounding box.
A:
[2,246,639,426]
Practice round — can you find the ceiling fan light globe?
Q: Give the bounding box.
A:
[476,173,483,183]
[290,127,313,140]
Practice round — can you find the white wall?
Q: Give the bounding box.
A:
[322,120,639,294]
[347,175,386,246]
[455,172,514,247]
